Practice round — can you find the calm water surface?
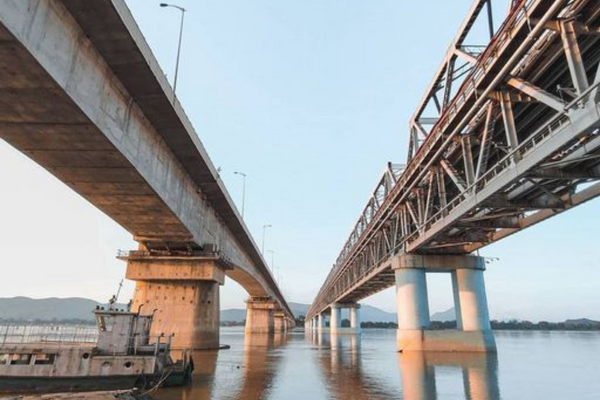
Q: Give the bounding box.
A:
[156,328,600,400]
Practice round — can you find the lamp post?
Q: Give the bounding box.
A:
[159,3,186,101]
[233,171,247,219]
[261,224,272,255]
[267,249,275,274]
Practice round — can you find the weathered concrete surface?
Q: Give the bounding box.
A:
[126,257,226,284]
[274,313,285,333]
[245,299,277,335]
[132,279,220,350]
[126,256,222,350]
[0,0,292,319]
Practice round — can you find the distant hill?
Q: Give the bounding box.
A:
[288,302,397,323]
[0,297,399,324]
[564,318,600,328]
[3,298,598,329]
[0,297,125,322]
[431,308,456,322]
[221,308,247,322]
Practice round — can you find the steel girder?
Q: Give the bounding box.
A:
[308,0,600,319]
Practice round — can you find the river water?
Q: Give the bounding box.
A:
[155,328,600,400]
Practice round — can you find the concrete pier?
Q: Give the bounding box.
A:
[350,305,361,334]
[245,298,277,335]
[393,254,496,352]
[274,311,286,333]
[454,269,492,331]
[125,254,224,350]
[328,303,361,335]
[395,268,431,330]
[330,304,341,334]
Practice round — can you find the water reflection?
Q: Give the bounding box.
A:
[310,331,398,400]
[399,352,500,400]
[234,333,289,400]
[153,329,600,400]
[157,332,289,400]
[309,330,499,400]
[159,350,220,400]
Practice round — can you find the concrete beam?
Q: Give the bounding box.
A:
[392,254,485,272]
[125,255,226,284]
[245,298,278,335]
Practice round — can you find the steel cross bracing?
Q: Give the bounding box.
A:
[308,0,600,319]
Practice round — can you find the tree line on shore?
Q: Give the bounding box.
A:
[359,320,600,331]
[2,318,599,331]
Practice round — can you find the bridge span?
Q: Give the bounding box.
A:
[307,0,600,352]
[0,0,294,348]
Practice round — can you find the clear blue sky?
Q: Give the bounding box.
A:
[0,0,598,322]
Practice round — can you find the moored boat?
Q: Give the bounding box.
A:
[0,307,193,394]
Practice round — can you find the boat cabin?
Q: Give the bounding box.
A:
[94,309,157,355]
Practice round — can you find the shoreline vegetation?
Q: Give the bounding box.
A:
[359,319,600,331]
[2,318,599,331]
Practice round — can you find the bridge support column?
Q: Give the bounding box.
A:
[350,304,361,334]
[393,254,495,352]
[317,313,326,332]
[274,311,286,334]
[331,303,361,335]
[330,304,341,334]
[124,253,224,350]
[453,268,492,331]
[245,298,277,335]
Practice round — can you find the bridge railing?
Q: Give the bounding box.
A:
[408,81,600,246]
[0,324,98,345]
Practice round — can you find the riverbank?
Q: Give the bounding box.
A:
[0,390,158,400]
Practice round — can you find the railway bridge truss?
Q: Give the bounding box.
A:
[308,0,600,322]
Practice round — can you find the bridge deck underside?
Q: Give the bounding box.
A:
[0,0,293,317]
[309,0,600,316]
[0,24,193,243]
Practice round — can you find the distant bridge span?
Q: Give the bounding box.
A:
[0,0,293,348]
[308,0,600,352]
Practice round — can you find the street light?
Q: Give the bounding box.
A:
[267,250,275,274]
[159,3,186,101]
[233,171,247,219]
[261,224,272,255]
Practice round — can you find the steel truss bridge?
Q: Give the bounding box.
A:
[308,0,600,319]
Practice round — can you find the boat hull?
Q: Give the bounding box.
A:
[0,374,161,394]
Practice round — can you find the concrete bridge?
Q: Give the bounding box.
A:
[308,0,600,352]
[0,0,294,349]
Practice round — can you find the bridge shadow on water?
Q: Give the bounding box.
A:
[156,329,500,400]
